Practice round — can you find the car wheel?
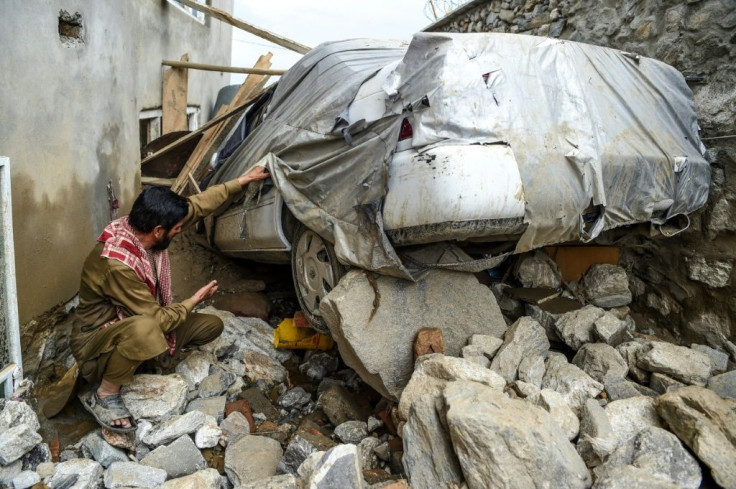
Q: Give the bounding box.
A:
[291,224,345,334]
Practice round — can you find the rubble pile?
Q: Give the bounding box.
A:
[2,306,409,489]
[396,255,736,489]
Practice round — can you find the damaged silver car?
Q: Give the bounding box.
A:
[204,33,710,332]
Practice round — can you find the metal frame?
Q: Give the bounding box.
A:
[0,157,22,397]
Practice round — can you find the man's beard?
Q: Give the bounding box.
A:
[151,234,173,251]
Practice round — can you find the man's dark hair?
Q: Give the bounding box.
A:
[128,187,189,233]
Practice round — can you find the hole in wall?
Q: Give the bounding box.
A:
[58,10,84,47]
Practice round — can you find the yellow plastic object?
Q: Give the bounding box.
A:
[273,318,334,350]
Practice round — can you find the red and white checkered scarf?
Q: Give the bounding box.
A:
[98,216,176,355]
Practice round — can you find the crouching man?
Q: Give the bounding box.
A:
[70,166,269,432]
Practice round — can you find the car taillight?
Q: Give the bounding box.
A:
[398,118,413,141]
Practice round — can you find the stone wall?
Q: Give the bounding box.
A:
[428,0,736,347]
[0,0,233,324]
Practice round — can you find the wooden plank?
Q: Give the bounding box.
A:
[162,53,189,134]
[545,246,620,282]
[171,53,273,194]
[141,176,176,187]
[140,98,258,166]
[162,60,286,75]
[175,0,310,54]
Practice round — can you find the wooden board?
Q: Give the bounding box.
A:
[545,246,620,282]
[171,52,273,194]
[162,54,189,134]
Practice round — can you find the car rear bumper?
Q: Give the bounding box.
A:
[382,143,526,245]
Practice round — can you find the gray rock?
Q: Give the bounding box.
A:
[278,436,317,476]
[0,460,22,488]
[241,351,288,387]
[357,436,381,470]
[22,442,51,471]
[593,312,630,347]
[238,474,299,489]
[36,462,55,479]
[142,410,206,446]
[593,465,681,489]
[467,334,504,359]
[631,427,701,489]
[316,385,372,427]
[616,341,651,384]
[398,353,506,421]
[542,355,603,412]
[334,421,368,444]
[538,389,580,441]
[48,459,103,489]
[572,343,628,382]
[199,368,236,398]
[707,370,736,400]
[141,435,207,479]
[0,424,42,465]
[161,468,221,489]
[686,256,732,288]
[303,444,363,489]
[656,386,736,489]
[443,381,591,489]
[555,305,606,351]
[224,435,282,486]
[175,351,214,387]
[691,344,729,372]
[319,269,507,400]
[515,251,562,288]
[220,411,251,443]
[198,307,290,364]
[525,304,563,342]
[518,354,546,387]
[104,461,167,488]
[194,415,222,449]
[81,431,128,468]
[299,353,339,382]
[605,396,663,448]
[121,374,188,423]
[576,399,617,468]
[366,416,382,433]
[0,401,40,432]
[582,264,632,308]
[649,373,685,394]
[637,341,712,386]
[12,470,40,489]
[277,387,311,409]
[461,352,491,368]
[604,376,656,401]
[686,312,730,350]
[186,396,226,423]
[402,394,463,489]
[490,317,550,382]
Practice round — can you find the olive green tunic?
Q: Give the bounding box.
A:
[69,179,243,364]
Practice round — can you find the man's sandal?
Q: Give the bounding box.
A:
[78,389,137,434]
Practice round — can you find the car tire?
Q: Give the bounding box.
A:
[290,224,345,335]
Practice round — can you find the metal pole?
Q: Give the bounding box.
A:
[162,60,286,76]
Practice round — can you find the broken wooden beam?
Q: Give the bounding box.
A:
[162,60,286,76]
[174,0,310,54]
[140,96,260,167]
[141,177,175,187]
[170,53,274,194]
[162,54,189,134]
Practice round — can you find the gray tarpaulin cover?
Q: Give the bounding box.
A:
[210,33,710,279]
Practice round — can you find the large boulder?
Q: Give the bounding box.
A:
[402,394,464,489]
[576,399,617,468]
[398,354,505,421]
[707,370,736,400]
[630,427,702,489]
[582,264,632,308]
[515,251,562,288]
[637,342,712,386]
[320,269,507,400]
[605,397,663,448]
[489,317,550,382]
[299,444,364,489]
[656,386,736,489]
[443,381,591,489]
[47,459,103,489]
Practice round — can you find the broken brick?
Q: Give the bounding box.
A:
[414,327,445,360]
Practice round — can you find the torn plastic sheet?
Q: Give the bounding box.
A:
[209,33,709,279]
